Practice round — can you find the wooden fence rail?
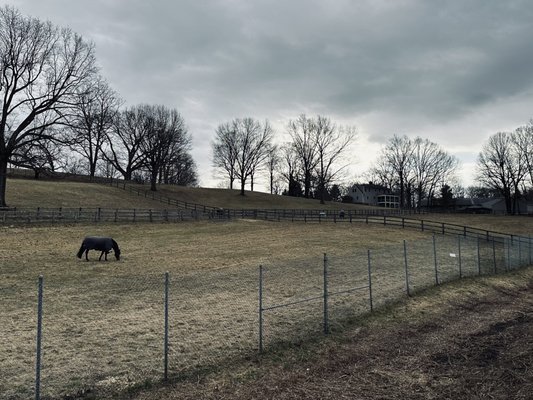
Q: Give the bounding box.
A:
[0,206,518,245]
[0,207,211,224]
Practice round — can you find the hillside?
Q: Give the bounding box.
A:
[6,178,533,236]
[4,177,369,211]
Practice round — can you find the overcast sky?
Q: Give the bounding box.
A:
[6,0,533,190]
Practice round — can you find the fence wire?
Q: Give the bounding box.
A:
[1,233,531,399]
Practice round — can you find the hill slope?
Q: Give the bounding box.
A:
[6,178,533,235]
[5,178,366,211]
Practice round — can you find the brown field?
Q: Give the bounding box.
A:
[1,220,435,399]
[130,266,533,400]
[5,177,374,211]
[2,178,533,399]
[1,219,531,399]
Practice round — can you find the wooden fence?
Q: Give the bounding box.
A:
[0,207,206,224]
[1,176,521,244]
[0,205,519,245]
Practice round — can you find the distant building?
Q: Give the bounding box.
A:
[455,197,530,214]
[350,183,399,208]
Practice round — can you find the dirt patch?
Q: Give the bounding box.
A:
[128,269,533,400]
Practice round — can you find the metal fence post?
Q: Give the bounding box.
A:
[458,236,462,278]
[367,250,373,312]
[477,237,481,275]
[433,234,439,285]
[527,234,531,265]
[403,240,410,296]
[519,237,522,267]
[323,254,329,334]
[493,239,497,274]
[35,276,44,400]
[258,265,264,353]
[506,238,510,271]
[164,272,169,381]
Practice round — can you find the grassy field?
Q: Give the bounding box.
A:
[2,177,533,399]
[1,218,529,399]
[5,177,373,212]
[129,266,533,400]
[1,220,437,399]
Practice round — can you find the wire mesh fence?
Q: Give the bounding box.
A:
[0,233,530,399]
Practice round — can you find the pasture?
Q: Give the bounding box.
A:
[2,217,530,399]
[3,177,533,398]
[2,220,435,399]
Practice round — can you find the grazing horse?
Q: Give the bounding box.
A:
[77,236,121,261]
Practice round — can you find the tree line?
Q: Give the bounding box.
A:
[476,122,533,214]
[0,6,197,207]
[2,6,533,214]
[211,114,355,204]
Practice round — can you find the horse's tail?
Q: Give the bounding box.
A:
[112,239,121,260]
[76,243,85,259]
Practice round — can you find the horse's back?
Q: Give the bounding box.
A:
[83,236,113,251]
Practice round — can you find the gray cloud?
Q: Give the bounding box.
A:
[7,0,533,187]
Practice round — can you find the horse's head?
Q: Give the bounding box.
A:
[112,239,121,260]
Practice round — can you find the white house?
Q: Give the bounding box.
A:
[350,183,399,208]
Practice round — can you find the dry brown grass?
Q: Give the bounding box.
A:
[2,177,533,399]
[1,215,531,399]
[129,267,533,400]
[415,213,533,236]
[5,178,374,212]
[0,220,433,399]
[5,179,173,209]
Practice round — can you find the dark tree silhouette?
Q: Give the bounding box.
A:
[0,6,96,206]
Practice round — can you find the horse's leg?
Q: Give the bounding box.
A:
[99,251,104,261]
[85,249,89,261]
[104,251,108,261]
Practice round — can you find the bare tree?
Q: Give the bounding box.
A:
[140,105,189,192]
[369,156,396,189]
[212,122,238,189]
[164,152,198,186]
[287,115,319,198]
[476,131,527,214]
[10,132,63,178]
[266,144,280,195]
[212,118,274,196]
[514,121,533,189]
[0,6,96,206]
[105,105,151,181]
[411,137,458,209]
[313,116,356,204]
[372,135,457,209]
[159,128,195,185]
[68,76,120,178]
[372,135,415,208]
[279,143,302,197]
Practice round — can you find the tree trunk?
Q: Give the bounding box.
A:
[150,170,158,192]
[304,171,311,198]
[399,172,405,208]
[0,156,8,207]
[89,157,97,178]
[125,166,132,181]
[240,178,246,196]
[319,181,326,205]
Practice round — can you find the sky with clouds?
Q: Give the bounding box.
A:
[6,0,533,190]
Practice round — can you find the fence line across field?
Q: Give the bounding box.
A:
[0,206,523,243]
[7,233,531,400]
